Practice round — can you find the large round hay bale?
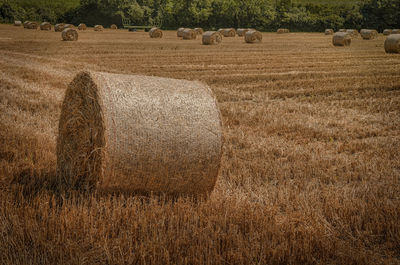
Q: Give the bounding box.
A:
[202,31,222,45]
[26,22,38,30]
[110,24,117,29]
[40,22,51,31]
[182,28,197,40]
[62,28,78,41]
[94,25,104,31]
[149,27,163,38]
[277,28,289,34]
[383,29,392,35]
[14,21,22,26]
[23,21,30,28]
[177,27,185,37]
[245,30,262,43]
[194,28,204,35]
[325,29,334,35]
[78,23,87,30]
[392,29,400,34]
[361,29,378,40]
[332,32,351,46]
[346,29,358,38]
[55,23,65,32]
[56,71,223,196]
[384,34,400,53]
[222,28,236,37]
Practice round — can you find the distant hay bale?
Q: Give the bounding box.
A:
[217,28,224,34]
[78,23,87,30]
[94,25,104,31]
[23,21,30,28]
[26,22,38,30]
[222,28,236,37]
[346,29,359,38]
[339,29,347,32]
[277,28,289,34]
[325,29,334,35]
[40,22,51,31]
[149,27,163,38]
[361,29,378,40]
[383,29,392,35]
[245,30,262,43]
[194,28,204,35]
[182,28,197,40]
[237,28,250,37]
[56,71,223,196]
[14,21,22,26]
[332,32,351,46]
[55,23,65,32]
[62,28,78,41]
[110,24,117,29]
[392,29,400,34]
[63,24,74,30]
[177,27,185,37]
[202,31,222,45]
[384,34,400,53]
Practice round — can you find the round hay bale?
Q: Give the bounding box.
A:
[94,25,104,31]
[110,24,117,29]
[325,29,334,35]
[202,31,222,45]
[194,28,204,35]
[26,22,38,30]
[245,30,262,43]
[23,21,30,28]
[332,32,351,46]
[392,29,400,34]
[277,28,289,34]
[62,28,78,41]
[149,27,163,38]
[182,28,197,40]
[384,34,400,53]
[78,23,87,30]
[14,21,22,26]
[222,28,236,37]
[177,27,185,37]
[361,29,377,40]
[237,28,250,37]
[55,23,65,32]
[383,29,392,35]
[40,22,51,31]
[346,29,359,38]
[339,29,347,32]
[56,71,223,196]
[63,24,74,30]
[217,28,224,34]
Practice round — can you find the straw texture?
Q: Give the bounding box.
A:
[325,29,333,35]
[78,23,87,30]
[177,28,185,37]
[40,22,51,31]
[55,23,65,32]
[383,29,392,35]
[14,21,22,26]
[57,71,223,196]
[202,31,222,45]
[361,29,378,40]
[384,34,400,53]
[194,28,204,35]
[110,24,117,29]
[62,28,78,41]
[182,29,197,40]
[94,25,104,31]
[277,28,289,34]
[149,27,163,38]
[332,32,351,46]
[222,28,236,37]
[245,30,262,43]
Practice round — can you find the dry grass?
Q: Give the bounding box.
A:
[0,24,399,265]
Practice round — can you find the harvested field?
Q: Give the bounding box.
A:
[0,24,399,265]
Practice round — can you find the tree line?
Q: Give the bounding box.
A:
[0,0,399,32]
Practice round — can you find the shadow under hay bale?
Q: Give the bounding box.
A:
[202,31,222,45]
[384,34,400,53]
[56,72,223,197]
[333,32,351,46]
[149,27,162,38]
[245,30,262,43]
[62,28,78,41]
[40,22,51,31]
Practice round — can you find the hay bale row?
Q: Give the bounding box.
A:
[62,28,78,41]
[14,21,22,26]
[325,29,334,35]
[202,31,222,45]
[94,25,104,31]
[333,32,351,46]
[361,29,378,40]
[56,71,223,196]
[182,29,197,40]
[194,28,204,35]
[245,30,262,43]
[277,28,289,34]
[78,23,87,30]
[40,22,51,31]
[149,27,163,38]
[384,34,400,53]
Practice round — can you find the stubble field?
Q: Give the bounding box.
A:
[0,24,399,264]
